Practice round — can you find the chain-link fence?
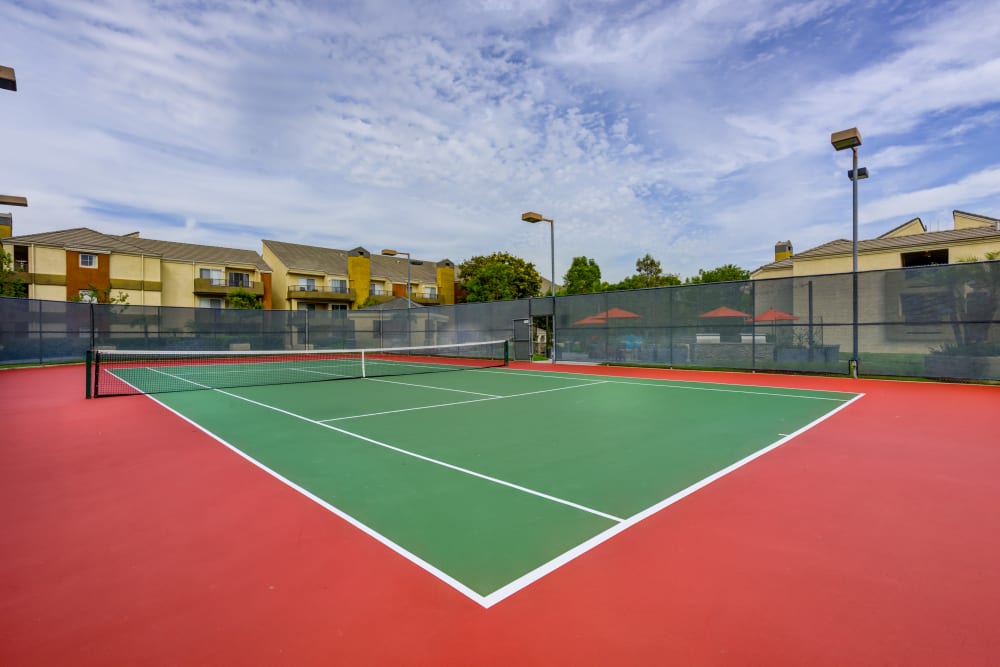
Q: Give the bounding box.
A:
[3,259,998,380]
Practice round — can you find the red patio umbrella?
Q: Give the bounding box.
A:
[603,307,641,319]
[749,308,799,343]
[573,307,642,326]
[749,308,798,322]
[698,306,750,319]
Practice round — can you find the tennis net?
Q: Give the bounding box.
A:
[88,339,509,398]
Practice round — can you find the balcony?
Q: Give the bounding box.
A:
[193,278,264,296]
[287,285,356,302]
[411,293,441,305]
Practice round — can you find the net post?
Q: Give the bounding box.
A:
[361,350,366,378]
[85,349,93,399]
[504,339,509,365]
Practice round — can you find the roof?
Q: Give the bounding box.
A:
[878,217,926,239]
[3,227,271,271]
[121,236,271,271]
[754,224,1000,273]
[264,239,439,284]
[4,227,153,254]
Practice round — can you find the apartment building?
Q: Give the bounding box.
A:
[263,239,456,310]
[1,227,273,307]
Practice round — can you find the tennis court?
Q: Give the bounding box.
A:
[90,343,859,605]
[3,357,999,665]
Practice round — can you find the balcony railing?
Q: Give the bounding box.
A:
[289,285,350,294]
[193,278,264,296]
[287,284,355,301]
[199,278,256,288]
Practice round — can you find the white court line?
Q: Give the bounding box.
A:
[138,366,865,608]
[479,391,867,607]
[481,367,856,401]
[146,367,622,524]
[319,380,610,422]
[368,376,501,398]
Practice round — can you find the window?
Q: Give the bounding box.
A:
[424,286,437,298]
[13,245,28,271]
[228,272,251,288]
[79,254,97,268]
[370,282,384,296]
[198,297,224,308]
[200,268,223,285]
[330,279,347,293]
[901,249,948,267]
[298,277,316,291]
[330,303,348,311]
[79,289,97,303]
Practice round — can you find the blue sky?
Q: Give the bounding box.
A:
[2,0,999,283]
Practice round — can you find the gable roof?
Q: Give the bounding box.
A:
[263,239,350,274]
[754,224,1000,273]
[4,227,152,254]
[4,227,271,271]
[878,217,926,239]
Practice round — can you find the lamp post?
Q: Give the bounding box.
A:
[521,211,556,363]
[381,249,412,308]
[1,66,28,208]
[831,127,868,379]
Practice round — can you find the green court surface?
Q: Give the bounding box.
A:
[146,367,859,605]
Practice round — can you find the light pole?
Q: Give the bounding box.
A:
[381,249,412,308]
[521,211,556,363]
[831,127,868,379]
[1,66,28,209]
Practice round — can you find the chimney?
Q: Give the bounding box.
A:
[774,240,793,262]
[0,212,11,239]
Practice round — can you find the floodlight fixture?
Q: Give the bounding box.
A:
[0,195,28,207]
[831,127,862,151]
[521,211,551,224]
[848,167,869,181]
[0,66,15,92]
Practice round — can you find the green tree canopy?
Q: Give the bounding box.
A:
[458,252,542,302]
[226,287,263,309]
[0,249,28,298]
[562,256,602,295]
[685,264,751,284]
[605,254,680,290]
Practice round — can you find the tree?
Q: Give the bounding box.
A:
[69,283,129,304]
[605,254,680,290]
[685,264,751,284]
[0,249,28,297]
[562,256,602,295]
[464,262,517,302]
[226,287,263,309]
[458,252,542,302]
[931,252,1000,351]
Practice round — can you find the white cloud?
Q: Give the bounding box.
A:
[2,0,1000,282]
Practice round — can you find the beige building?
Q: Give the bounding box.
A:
[263,239,456,310]
[751,210,1000,354]
[753,210,1000,279]
[1,227,272,307]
